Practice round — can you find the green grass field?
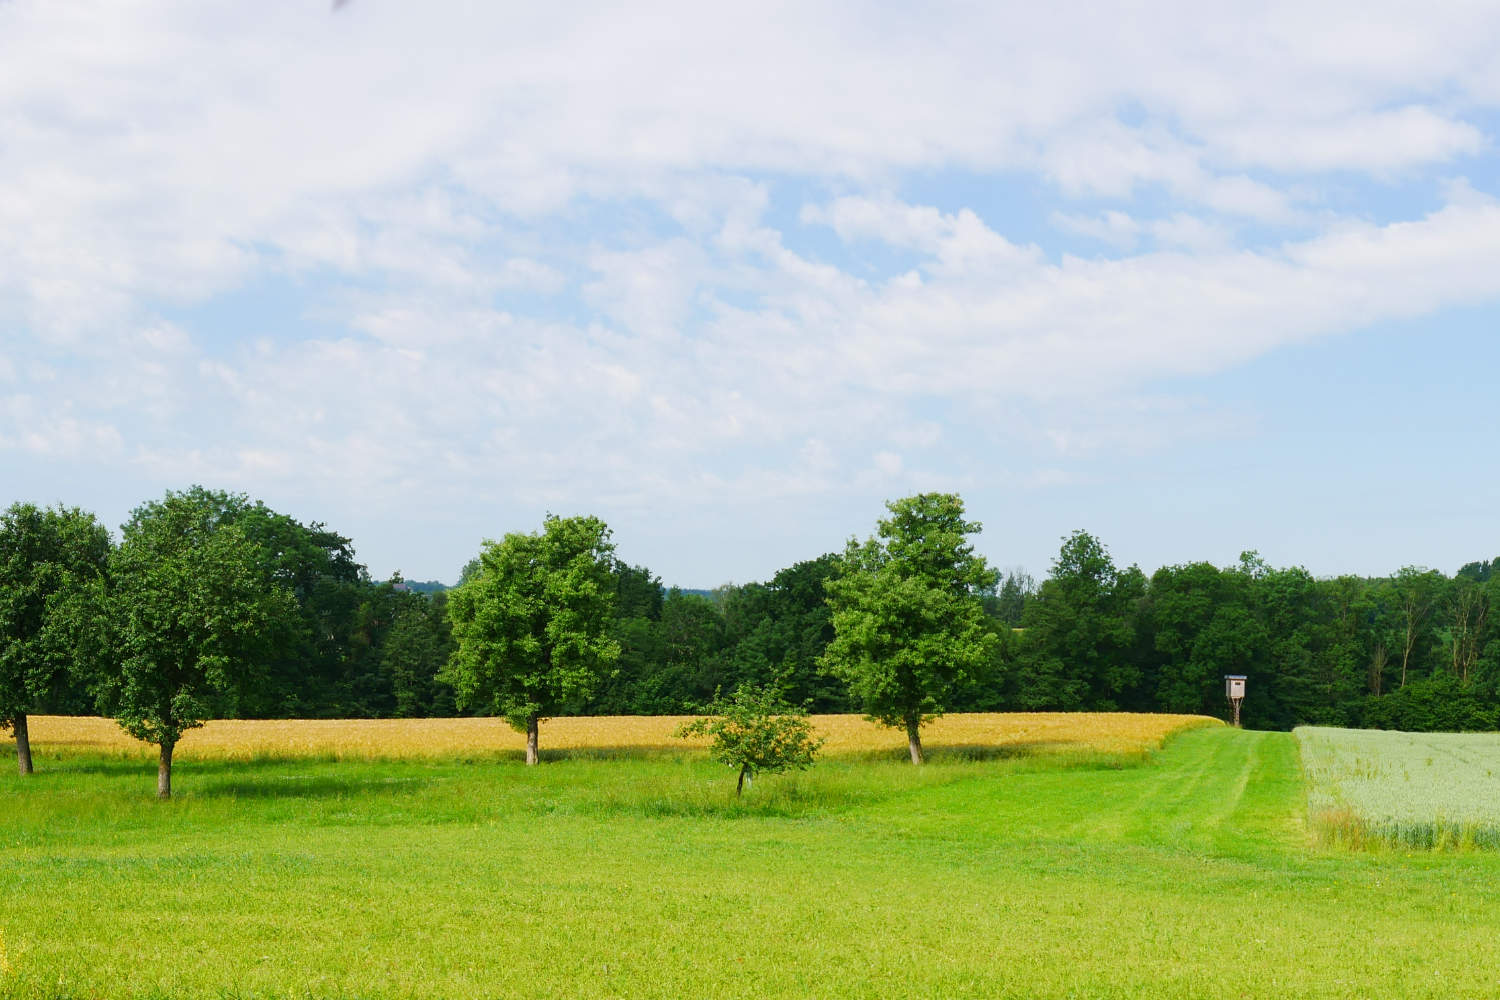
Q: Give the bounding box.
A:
[4,727,1500,998]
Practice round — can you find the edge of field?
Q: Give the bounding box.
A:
[6,712,1223,764]
[1297,725,1500,852]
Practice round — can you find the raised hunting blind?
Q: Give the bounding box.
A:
[1225,675,1246,727]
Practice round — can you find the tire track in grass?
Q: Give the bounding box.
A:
[1201,730,1261,831]
[1121,727,1239,843]
[1234,731,1307,850]
[1118,728,1304,855]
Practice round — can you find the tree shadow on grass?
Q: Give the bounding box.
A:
[32,757,148,778]
[837,741,1149,769]
[194,774,396,800]
[536,745,693,763]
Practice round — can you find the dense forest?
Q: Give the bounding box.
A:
[7,487,1500,733]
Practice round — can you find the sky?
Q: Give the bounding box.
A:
[4,1,1500,588]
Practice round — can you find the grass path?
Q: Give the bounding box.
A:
[2,727,1499,998]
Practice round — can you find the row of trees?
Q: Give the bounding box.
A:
[443,494,1000,767]
[1008,534,1500,732]
[0,489,458,795]
[5,486,1500,793]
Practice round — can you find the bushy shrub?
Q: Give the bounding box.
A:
[674,685,824,795]
[1362,675,1500,732]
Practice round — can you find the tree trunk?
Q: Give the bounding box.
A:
[15,713,33,776]
[157,741,174,800]
[906,718,924,765]
[525,715,539,766]
[736,764,749,797]
[1368,646,1386,696]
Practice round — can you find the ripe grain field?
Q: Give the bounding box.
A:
[3,718,1500,999]
[15,711,1207,761]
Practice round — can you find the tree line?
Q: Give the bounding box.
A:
[4,486,1500,793]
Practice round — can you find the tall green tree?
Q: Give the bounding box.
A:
[0,502,112,775]
[444,515,620,764]
[1312,574,1373,724]
[377,587,456,717]
[104,489,296,798]
[164,489,367,718]
[821,493,999,764]
[1387,566,1442,688]
[990,569,1036,627]
[658,589,729,708]
[722,555,847,711]
[1148,561,1258,717]
[1014,531,1143,711]
[1445,576,1492,684]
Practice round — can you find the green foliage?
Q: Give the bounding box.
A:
[612,562,665,620]
[1014,531,1142,711]
[120,487,372,718]
[718,554,846,711]
[379,589,457,717]
[1147,560,1265,716]
[0,503,112,762]
[586,555,848,717]
[103,488,297,758]
[822,493,999,761]
[989,569,1035,627]
[444,515,620,743]
[674,684,824,794]
[1362,674,1499,732]
[10,480,1500,733]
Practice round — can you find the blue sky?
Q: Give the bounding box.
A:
[5,1,1500,587]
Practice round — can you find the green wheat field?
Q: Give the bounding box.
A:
[3,723,1500,998]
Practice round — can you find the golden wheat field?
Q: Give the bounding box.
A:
[5,712,1217,761]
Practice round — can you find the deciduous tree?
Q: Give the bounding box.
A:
[444,515,619,764]
[821,493,998,764]
[1015,531,1142,711]
[1391,566,1443,688]
[104,489,296,798]
[0,502,112,775]
[674,685,823,796]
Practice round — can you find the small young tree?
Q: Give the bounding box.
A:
[105,489,295,798]
[444,515,619,764]
[0,502,112,775]
[675,685,824,796]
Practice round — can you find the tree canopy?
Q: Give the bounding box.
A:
[0,502,112,774]
[822,493,999,763]
[103,488,297,797]
[443,514,620,764]
[7,482,1500,767]
[674,684,823,795]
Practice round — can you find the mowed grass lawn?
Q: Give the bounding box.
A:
[3,721,1500,999]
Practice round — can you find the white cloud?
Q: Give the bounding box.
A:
[803,195,1040,274]
[1148,214,1232,252]
[24,188,1496,524]
[1212,106,1484,174]
[1050,210,1141,250]
[4,0,1499,337]
[6,1,1500,580]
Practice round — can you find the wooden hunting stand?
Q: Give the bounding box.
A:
[1224,675,1246,728]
